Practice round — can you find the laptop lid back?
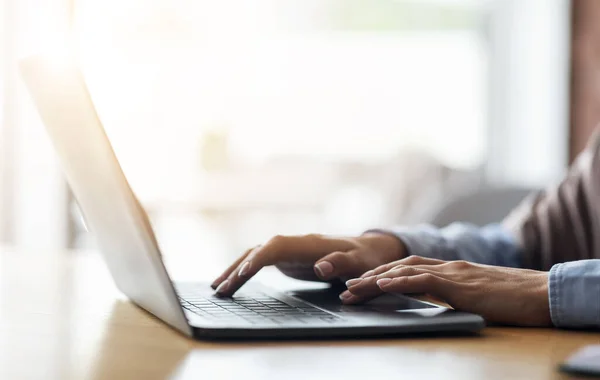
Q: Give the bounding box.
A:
[20,53,191,336]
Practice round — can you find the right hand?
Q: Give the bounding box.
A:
[211,232,406,297]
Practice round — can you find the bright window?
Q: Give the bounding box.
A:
[71,0,490,267]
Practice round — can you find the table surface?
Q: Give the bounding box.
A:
[1,248,599,380]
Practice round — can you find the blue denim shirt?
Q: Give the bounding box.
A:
[385,223,600,328]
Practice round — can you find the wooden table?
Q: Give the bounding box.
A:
[1,248,599,380]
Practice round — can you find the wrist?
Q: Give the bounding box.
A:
[360,231,406,261]
[530,271,552,326]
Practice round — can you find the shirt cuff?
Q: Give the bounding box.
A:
[365,225,451,260]
[549,260,600,328]
[366,223,521,267]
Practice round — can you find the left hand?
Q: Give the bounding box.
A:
[341,256,552,326]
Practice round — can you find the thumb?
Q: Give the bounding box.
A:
[314,250,360,280]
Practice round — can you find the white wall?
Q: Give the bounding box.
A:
[486,0,570,187]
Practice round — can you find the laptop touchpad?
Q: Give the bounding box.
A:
[289,287,438,313]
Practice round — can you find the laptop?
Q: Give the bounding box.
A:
[20,53,485,340]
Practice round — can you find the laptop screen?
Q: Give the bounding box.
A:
[20,53,191,336]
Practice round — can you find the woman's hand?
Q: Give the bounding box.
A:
[341,256,552,326]
[212,232,406,297]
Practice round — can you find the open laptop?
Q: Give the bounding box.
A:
[20,53,485,340]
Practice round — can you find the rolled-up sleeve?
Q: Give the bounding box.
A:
[549,260,600,328]
[370,222,522,268]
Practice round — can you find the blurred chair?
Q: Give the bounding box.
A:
[428,187,535,227]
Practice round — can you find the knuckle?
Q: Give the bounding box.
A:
[394,266,414,276]
[397,264,413,272]
[267,234,287,247]
[325,252,348,267]
[374,265,392,275]
[404,255,421,264]
[377,266,398,278]
[328,250,345,259]
[304,233,323,241]
[421,273,436,282]
[451,260,470,269]
[246,244,261,256]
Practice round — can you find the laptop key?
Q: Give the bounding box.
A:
[182,294,341,323]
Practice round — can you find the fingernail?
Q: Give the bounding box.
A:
[339,291,352,301]
[215,279,230,294]
[339,292,359,304]
[345,278,362,287]
[314,261,334,278]
[238,261,251,278]
[377,278,392,288]
[361,270,374,278]
[211,278,223,289]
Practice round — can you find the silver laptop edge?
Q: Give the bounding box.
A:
[19,54,192,337]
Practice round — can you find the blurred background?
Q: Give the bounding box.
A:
[0,0,582,275]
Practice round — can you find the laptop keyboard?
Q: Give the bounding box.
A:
[178,292,341,325]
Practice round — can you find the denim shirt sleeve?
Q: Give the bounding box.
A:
[369,223,522,268]
[369,223,600,328]
[549,260,600,328]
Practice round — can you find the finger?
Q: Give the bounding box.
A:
[215,243,273,297]
[276,261,322,281]
[339,290,364,304]
[211,246,255,289]
[375,265,451,281]
[377,273,455,300]
[314,250,359,280]
[359,256,447,278]
[347,265,444,297]
[217,234,348,296]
